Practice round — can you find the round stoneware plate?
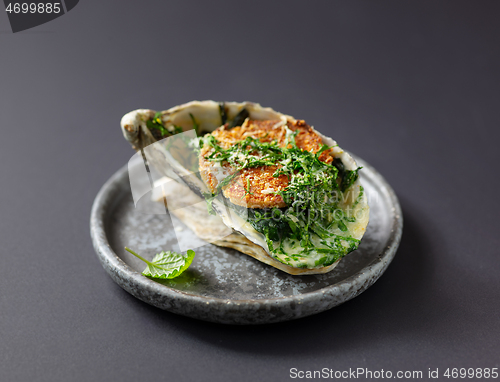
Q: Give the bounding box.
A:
[90,154,402,324]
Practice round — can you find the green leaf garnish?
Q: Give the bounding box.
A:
[125,247,195,279]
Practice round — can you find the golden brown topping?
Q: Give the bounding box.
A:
[199,119,333,208]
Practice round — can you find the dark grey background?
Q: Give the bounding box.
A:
[1,1,499,381]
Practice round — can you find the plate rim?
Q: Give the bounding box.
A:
[90,154,403,323]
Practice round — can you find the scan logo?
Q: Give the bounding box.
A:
[4,0,79,32]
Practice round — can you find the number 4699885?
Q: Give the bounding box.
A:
[5,3,61,14]
[444,368,498,379]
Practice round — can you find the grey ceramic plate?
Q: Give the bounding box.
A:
[90,155,402,324]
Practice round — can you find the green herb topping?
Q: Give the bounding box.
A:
[196,126,365,269]
[146,111,183,140]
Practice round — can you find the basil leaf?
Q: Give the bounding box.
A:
[125,247,195,279]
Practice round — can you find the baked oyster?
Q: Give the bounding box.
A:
[121,101,369,275]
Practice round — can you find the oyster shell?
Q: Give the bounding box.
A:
[121,101,369,275]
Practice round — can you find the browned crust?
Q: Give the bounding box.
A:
[199,119,333,209]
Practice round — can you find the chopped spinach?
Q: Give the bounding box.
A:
[198,125,364,268]
[146,111,183,139]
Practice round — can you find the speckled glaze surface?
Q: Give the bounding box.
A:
[90,155,402,324]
